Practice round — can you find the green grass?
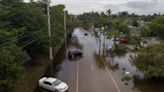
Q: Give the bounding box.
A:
[14,56,49,92]
[14,41,65,92]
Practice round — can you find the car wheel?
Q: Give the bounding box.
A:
[55,90,59,92]
[79,53,82,56]
[68,54,71,58]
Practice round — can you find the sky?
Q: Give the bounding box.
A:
[24,0,164,15]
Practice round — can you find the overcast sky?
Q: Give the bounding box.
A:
[25,0,164,15]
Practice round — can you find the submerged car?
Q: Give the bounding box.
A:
[68,50,83,58]
[39,77,68,92]
[84,33,88,36]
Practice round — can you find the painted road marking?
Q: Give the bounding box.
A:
[76,57,79,92]
[91,64,94,71]
[99,56,121,92]
[76,61,79,92]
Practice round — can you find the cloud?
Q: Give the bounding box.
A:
[104,0,164,15]
[125,0,158,9]
[24,0,164,15]
[51,0,106,14]
[104,4,121,14]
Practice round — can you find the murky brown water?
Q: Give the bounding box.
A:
[35,28,164,92]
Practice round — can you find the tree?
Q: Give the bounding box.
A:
[129,36,141,49]
[0,2,76,91]
[149,16,164,39]
[140,25,151,37]
[0,44,29,91]
[131,43,164,79]
[118,11,129,19]
[106,9,111,16]
[112,19,130,35]
[131,19,139,27]
[0,0,23,6]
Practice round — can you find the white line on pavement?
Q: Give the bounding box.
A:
[100,56,121,92]
[76,59,79,92]
[91,64,94,71]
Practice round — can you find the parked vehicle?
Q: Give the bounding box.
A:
[68,50,83,58]
[119,37,127,44]
[72,34,77,38]
[39,77,68,92]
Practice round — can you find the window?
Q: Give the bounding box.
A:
[53,80,62,86]
[43,81,52,86]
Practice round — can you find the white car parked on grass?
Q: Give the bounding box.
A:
[39,77,68,92]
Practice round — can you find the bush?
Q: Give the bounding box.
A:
[131,43,164,79]
[112,44,128,57]
[0,44,29,91]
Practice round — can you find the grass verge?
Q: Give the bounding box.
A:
[14,42,65,92]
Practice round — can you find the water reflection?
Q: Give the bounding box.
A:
[44,46,66,77]
[94,30,100,39]
[93,51,106,70]
[106,60,120,72]
[68,56,83,62]
[111,45,127,58]
[94,26,164,91]
[69,38,83,50]
[94,46,120,71]
[93,29,121,71]
[38,28,164,92]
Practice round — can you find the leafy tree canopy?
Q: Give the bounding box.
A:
[0,44,29,91]
[131,43,164,78]
[149,16,164,39]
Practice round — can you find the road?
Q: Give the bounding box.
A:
[35,28,134,92]
[35,28,164,92]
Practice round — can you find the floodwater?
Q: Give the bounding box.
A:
[35,28,164,92]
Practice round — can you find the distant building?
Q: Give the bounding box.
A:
[139,20,151,26]
[128,25,141,37]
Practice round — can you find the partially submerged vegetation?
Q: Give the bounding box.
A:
[78,9,164,81]
[0,0,164,91]
[112,44,128,57]
[131,43,164,79]
[0,0,76,91]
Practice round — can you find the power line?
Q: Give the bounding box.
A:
[20,39,38,48]
[0,3,53,51]
[0,4,46,47]
[18,31,41,39]
[0,30,43,47]
[19,38,36,46]
[0,4,44,15]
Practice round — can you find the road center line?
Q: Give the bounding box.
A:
[76,59,79,92]
[91,64,94,71]
[99,56,121,92]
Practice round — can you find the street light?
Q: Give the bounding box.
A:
[101,27,106,56]
[47,0,53,61]
[47,0,53,76]
[122,68,125,77]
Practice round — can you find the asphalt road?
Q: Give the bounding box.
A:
[35,28,133,92]
[35,28,164,92]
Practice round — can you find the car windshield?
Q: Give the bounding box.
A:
[53,80,62,86]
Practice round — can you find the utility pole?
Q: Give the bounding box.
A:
[64,10,67,53]
[47,0,53,61]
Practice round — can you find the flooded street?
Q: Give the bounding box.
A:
[36,28,164,92]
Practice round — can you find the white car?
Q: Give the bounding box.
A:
[39,77,68,92]
[72,34,77,38]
